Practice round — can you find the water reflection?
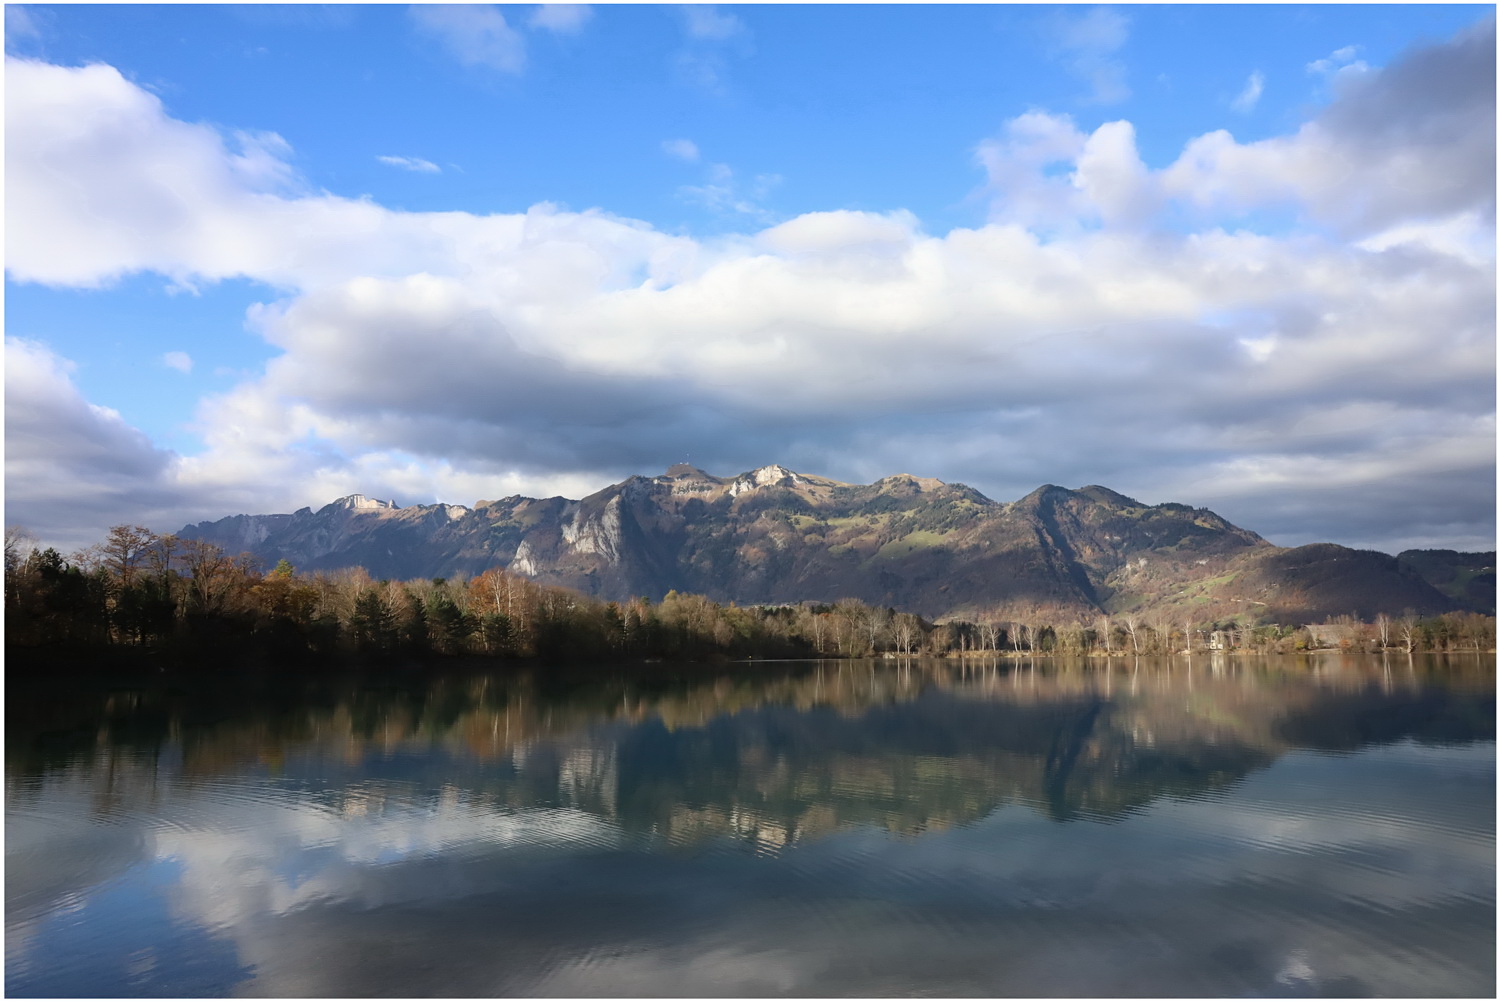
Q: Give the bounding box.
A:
[6,654,1495,997]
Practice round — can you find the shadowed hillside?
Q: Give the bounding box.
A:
[1398,550,1496,615]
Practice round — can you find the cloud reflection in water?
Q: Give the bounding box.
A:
[5,655,1494,996]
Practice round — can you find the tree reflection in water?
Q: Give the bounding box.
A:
[5,653,1493,998]
[8,653,1493,846]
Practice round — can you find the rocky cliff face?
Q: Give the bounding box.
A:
[179,464,1469,622]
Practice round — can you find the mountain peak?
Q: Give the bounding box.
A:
[728,464,804,497]
[751,463,799,483]
[875,473,946,493]
[1016,483,1075,506]
[1077,485,1142,508]
[324,494,397,513]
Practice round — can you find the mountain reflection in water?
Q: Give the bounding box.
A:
[6,653,1495,997]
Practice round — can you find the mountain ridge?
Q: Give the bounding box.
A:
[179,464,1480,622]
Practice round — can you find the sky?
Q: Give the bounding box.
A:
[4,3,1495,556]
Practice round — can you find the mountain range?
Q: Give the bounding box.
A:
[180,464,1494,623]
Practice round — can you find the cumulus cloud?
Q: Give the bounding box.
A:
[1,336,606,552]
[977,22,1496,241]
[1166,24,1494,238]
[973,111,1090,229]
[411,4,525,74]
[163,350,193,374]
[5,338,182,547]
[3,20,1495,554]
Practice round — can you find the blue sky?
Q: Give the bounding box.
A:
[5,4,1495,554]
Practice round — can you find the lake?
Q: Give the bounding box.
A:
[6,653,1494,997]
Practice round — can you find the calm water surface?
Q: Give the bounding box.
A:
[6,653,1495,997]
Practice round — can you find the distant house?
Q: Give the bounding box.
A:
[1307,623,1360,648]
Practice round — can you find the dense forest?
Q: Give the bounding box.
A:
[5,525,1495,669]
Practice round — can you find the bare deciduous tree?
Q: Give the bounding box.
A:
[980,620,1002,652]
[1095,614,1112,654]
[891,612,921,655]
[102,525,157,588]
[180,539,241,613]
[1398,613,1419,654]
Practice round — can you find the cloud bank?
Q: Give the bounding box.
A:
[4,20,1494,555]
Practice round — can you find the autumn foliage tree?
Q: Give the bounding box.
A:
[7,523,1496,667]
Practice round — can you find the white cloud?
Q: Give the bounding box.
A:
[227,129,300,192]
[3,21,1495,554]
[1049,6,1131,105]
[10,706,1490,998]
[376,154,441,173]
[673,4,750,93]
[681,4,744,42]
[662,138,700,162]
[1356,209,1494,265]
[4,4,42,49]
[1072,119,1156,227]
[1160,24,1495,238]
[973,111,1092,230]
[973,23,1495,241]
[529,4,591,34]
[677,161,780,218]
[411,4,525,74]
[1231,70,1265,113]
[1307,44,1367,78]
[163,351,193,374]
[5,338,181,548]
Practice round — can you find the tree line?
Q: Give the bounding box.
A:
[5,524,1493,667]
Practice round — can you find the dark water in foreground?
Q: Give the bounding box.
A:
[6,653,1495,997]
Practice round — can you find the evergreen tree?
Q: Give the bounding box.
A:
[352,589,397,652]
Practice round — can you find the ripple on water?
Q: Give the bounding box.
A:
[5,795,153,925]
[157,778,335,834]
[1208,872,1494,997]
[5,667,1492,998]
